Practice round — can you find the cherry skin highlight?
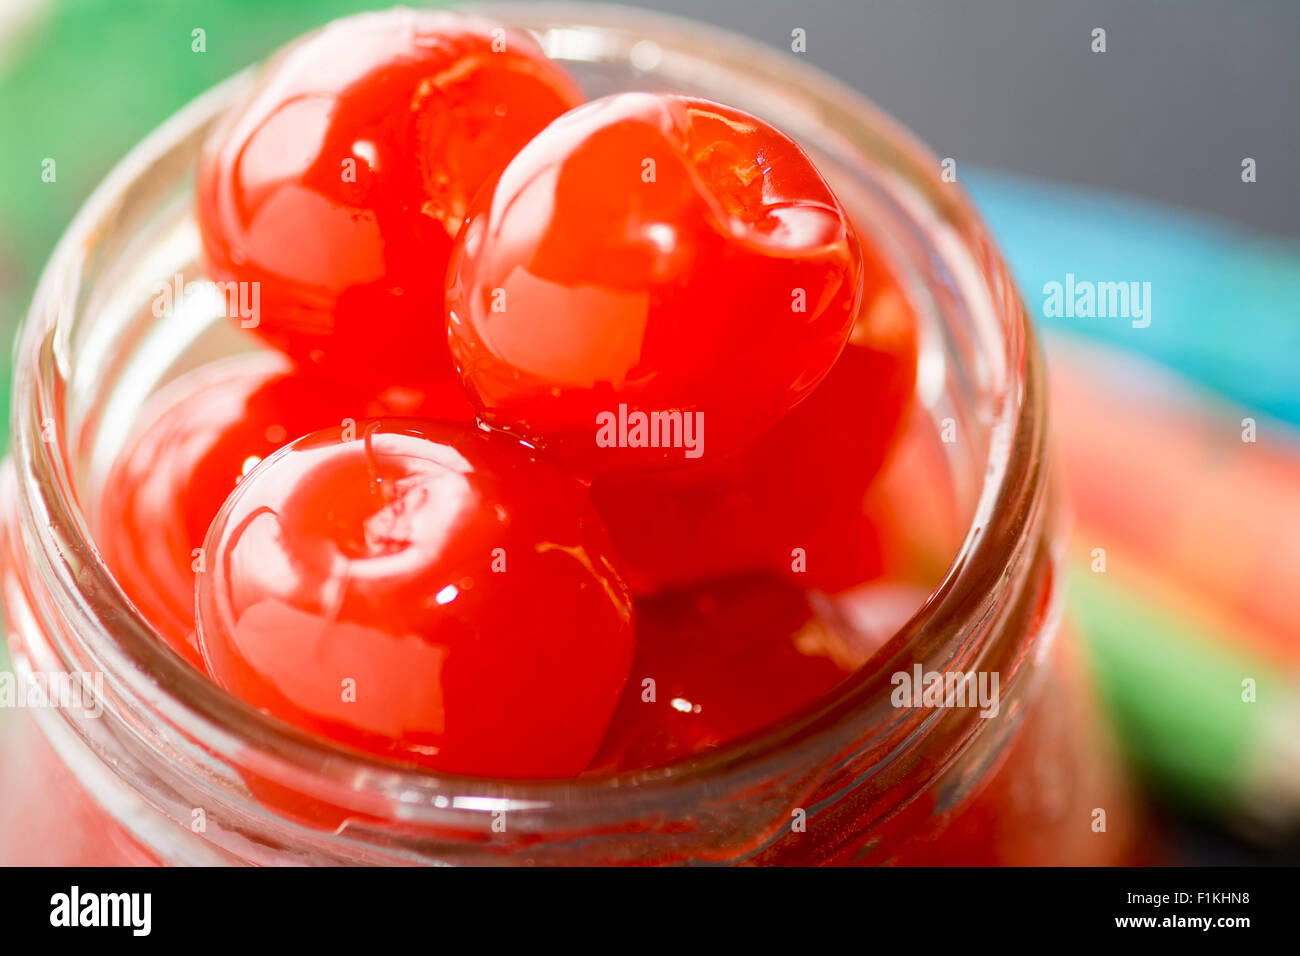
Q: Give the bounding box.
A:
[446,91,864,473]
[195,419,636,778]
[96,357,420,667]
[196,9,584,388]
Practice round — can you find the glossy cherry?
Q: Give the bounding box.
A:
[446,92,864,473]
[589,248,918,595]
[96,357,419,667]
[590,574,862,772]
[195,419,636,778]
[197,9,584,388]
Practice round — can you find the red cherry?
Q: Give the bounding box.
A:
[197,9,584,388]
[588,251,918,595]
[97,358,415,667]
[447,92,863,473]
[195,419,636,778]
[590,575,863,772]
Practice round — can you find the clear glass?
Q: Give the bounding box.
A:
[0,3,1139,865]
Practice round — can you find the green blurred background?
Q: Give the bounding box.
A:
[0,0,423,449]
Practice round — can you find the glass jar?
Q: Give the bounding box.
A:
[0,3,1139,865]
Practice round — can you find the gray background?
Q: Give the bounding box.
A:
[543,0,1300,237]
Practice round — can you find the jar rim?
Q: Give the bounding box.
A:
[7,2,1046,842]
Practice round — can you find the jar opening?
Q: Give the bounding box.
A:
[5,3,1047,849]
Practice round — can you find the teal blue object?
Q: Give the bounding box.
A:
[965,168,1300,428]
